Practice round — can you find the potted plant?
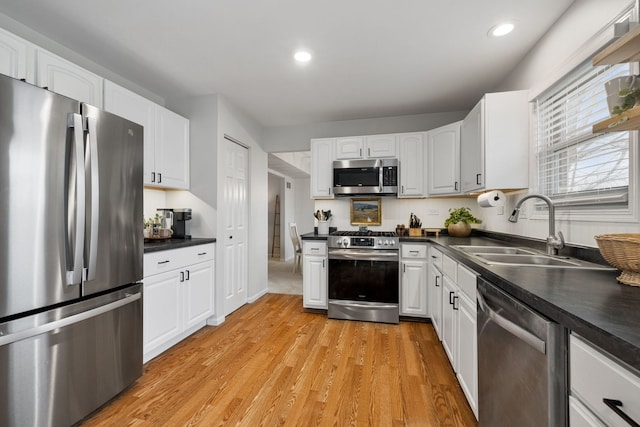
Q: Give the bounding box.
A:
[444,207,482,237]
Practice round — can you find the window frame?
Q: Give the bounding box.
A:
[527,12,639,224]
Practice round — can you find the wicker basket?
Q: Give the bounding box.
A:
[594,234,640,286]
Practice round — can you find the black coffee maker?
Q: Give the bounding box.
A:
[172,208,192,239]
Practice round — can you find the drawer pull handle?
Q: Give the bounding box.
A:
[453,296,459,310]
[311,248,319,251]
[409,250,420,254]
[435,276,440,287]
[198,252,207,256]
[449,291,455,305]
[603,398,640,427]
[158,260,170,265]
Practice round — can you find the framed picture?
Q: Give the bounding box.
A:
[350,198,382,225]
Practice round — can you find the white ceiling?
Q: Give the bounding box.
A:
[0,0,574,128]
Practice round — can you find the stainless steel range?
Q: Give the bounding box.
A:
[327,231,399,324]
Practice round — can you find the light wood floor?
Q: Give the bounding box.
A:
[82,294,477,426]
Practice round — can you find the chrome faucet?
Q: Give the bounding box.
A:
[508,194,565,256]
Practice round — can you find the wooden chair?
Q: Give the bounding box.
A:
[289,222,302,273]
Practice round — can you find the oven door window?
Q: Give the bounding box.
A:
[329,259,399,303]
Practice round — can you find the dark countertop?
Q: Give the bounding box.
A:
[144,237,216,253]
[302,231,640,373]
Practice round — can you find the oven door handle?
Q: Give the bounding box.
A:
[329,251,399,261]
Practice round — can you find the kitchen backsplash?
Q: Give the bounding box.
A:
[313,197,480,233]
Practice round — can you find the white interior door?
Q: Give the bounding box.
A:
[223,138,249,315]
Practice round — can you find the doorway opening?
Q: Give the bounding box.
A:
[267,151,312,295]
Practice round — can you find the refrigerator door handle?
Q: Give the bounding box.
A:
[0,292,141,347]
[66,113,86,286]
[85,116,99,281]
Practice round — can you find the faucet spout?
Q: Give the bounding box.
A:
[508,194,565,255]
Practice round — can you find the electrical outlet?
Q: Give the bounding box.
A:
[497,206,504,215]
[428,208,439,215]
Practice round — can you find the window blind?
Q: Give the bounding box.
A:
[534,60,631,209]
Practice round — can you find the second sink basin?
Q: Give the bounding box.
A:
[453,245,537,255]
[476,253,581,267]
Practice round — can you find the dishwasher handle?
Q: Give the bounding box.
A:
[477,290,546,354]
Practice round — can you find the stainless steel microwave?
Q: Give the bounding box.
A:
[333,158,398,196]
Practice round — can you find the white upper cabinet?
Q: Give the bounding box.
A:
[427,121,461,195]
[364,134,397,158]
[310,138,335,199]
[0,27,34,83]
[104,80,189,189]
[460,90,529,193]
[155,106,190,189]
[335,135,397,159]
[398,132,425,198]
[335,136,364,159]
[36,49,103,107]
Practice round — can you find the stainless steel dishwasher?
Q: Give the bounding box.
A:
[477,278,566,426]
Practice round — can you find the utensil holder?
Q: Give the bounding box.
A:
[318,221,329,235]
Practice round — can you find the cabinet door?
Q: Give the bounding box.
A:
[36,50,103,106]
[441,275,458,369]
[143,270,182,357]
[103,80,157,186]
[310,138,335,199]
[303,256,327,309]
[335,136,364,159]
[429,264,443,339]
[183,260,214,330]
[427,122,461,195]
[365,134,397,158]
[401,259,428,317]
[457,292,478,418]
[460,99,483,193]
[0,28,32,82]
[398,133,425,198]
[155,106,190,189]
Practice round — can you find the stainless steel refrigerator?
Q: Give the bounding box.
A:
[0,74,143,426]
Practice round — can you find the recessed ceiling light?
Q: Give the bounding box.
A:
[294,51,312,63]
[489,22,515,37]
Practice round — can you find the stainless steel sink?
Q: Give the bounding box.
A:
[451,245,615,270]
[476,253,582,266]
[452,245,537,255]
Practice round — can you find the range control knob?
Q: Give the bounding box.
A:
[389,240,396,246]
[384,239,390,246]
[377,239,383,245]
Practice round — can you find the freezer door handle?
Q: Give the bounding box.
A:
[84,116,99,281]
[66,113,86,286]
[477,290,546,354]
[0,292,141,347]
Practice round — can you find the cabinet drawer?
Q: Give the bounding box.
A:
[442,255,457,281]
[570,334,640,427]
[304,241,327,256]
[457,265,477,300]
[144,243,215,277]
[402,244,427,259]
[429,247,443,271]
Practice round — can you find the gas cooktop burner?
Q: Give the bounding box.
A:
[329,230,398,237]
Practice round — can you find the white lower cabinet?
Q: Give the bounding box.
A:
[400,244,428,317]
[428,247,444,338]
[302,241,328,309]
[143,244,215,363]
[439,252,478,419]
[569,334,640,426]
[456,264,478,418]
